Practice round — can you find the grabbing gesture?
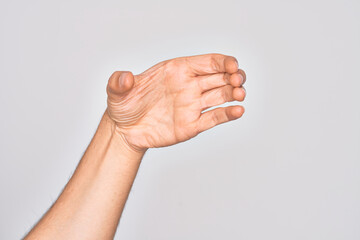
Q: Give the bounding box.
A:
[107,53,247,152]
[25,53,247,240]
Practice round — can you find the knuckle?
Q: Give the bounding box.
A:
[210,53,224,60]
[223,73,230,83]
[228,86,235,100]
[165,58,182,69]
[164,59,175,69]
[163,59,182,75]
[221,86,231,101]
[210,54,220,71]
[197,78,204,92]
[221,73,226,82]
[221,89,227,101]
[212,112,221,125]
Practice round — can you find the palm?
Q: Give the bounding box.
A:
[106,54,246,151]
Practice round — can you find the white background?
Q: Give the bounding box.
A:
[1,0,359,239]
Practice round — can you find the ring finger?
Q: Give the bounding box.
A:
[200,85,246,111]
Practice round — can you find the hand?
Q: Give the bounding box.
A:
[106,53,246,152]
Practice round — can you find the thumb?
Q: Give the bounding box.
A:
[107,71,134,99]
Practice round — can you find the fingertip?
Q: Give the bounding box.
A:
[231,105,245,119]
[225,56,239,74]
[233,87,246,101]
[230,72,243,87]
[108,71,134,95]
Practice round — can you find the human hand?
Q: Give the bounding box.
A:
[106,53,246,152]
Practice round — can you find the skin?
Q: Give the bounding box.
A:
[24,53,246,240]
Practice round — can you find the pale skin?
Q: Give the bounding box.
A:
[24,53,246,239]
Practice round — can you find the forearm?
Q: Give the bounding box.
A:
[24,53,245,239]
[25,110,146,240]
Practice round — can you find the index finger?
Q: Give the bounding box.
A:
[184,53,239,76]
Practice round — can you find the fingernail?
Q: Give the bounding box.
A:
[119,73,126,86]
[238,73,244,85]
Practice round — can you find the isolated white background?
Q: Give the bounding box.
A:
[1,0,359,239]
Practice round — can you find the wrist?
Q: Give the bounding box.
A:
[103,109,148,158]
